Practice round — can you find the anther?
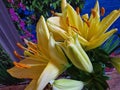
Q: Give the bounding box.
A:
[100,7,105,16]
[16,43,25,50]
[51,10,55,15]
[14,51,24,59]
[28,41,37,49]
[76,7,80,15]
[91,9,96,18]
[84,20,90,27]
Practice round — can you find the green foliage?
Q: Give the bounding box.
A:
[66,63,109,90]
[23,0,85,18]
[102,35,120,54]
[0,45,24,85]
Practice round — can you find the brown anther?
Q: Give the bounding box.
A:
[91,9,96,18]
[14,51,22,59]
[28,42,37,49]
[76,7,80,15]
[13,62,31,68]
[70,26,79,33]
[16,43,25,50]
[100,7,105,16]
[51,10,55,16]
[84,20,90,27]
[66,17,69,26]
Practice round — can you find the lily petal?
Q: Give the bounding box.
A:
[7,59,46,79]
[36,61,66,90]
[48,33,69,66]
[92,10,120,39]
[25,79,37,90]
[36,16,50,54]
[86,28,117,50]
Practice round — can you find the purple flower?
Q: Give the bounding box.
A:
[18,2,26,10]
[9,8,15,14]
[20,20,25,29]
[9,8,19,22]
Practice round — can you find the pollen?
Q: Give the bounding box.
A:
[76,7,80,15]
[91,9,96,18]
[100,7,105,16]
[14,51,24,60]
[84,20,90,27]
[16,43,25,50]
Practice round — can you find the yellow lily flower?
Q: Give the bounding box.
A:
[110,57,120,73]
[8,16,69,90]
[47,0,120,50]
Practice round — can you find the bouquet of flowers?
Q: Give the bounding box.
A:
[7,0,120,90]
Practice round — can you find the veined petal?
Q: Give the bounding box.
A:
[47,21,68,41]
[36,61,66,90]
[62,36,93,73]
[25,56,49,63]
[86,28,117,50]
[87,16,100,40]
[66,4,80,30]
[61,0,67,12]
[100,10,120,33]
[36,16,50,54]
[89,0,100,20]
[78,35,88,46]
[47,17,68,31]
[49,34,69,66]
[92,10,120,39]
[7,59,46,79]
[53,79,84,90]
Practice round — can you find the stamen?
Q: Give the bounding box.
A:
[100,7,105,16]
[28,47,38,55]
[13,62,31,68]
[14,51,24,59]
[16,43,25,50]
[91,9,96,18]
[66,17,69,26]
[28,41,37,49]
[51,10,55,16]
[84,20,90,27]
[76,7,80,15]
[66,17,81,34]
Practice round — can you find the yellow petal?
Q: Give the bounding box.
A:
[48,34,69,66]
[36,16,50,54]
[66,4,80,30]
[61,0,67,12]
[92,10,120,39]
[7,59,46,79]
[47,21,68,41]
[86,28,117,50]
[25,79,37,90]
[36,61,66,90]
[89,0,100,20]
